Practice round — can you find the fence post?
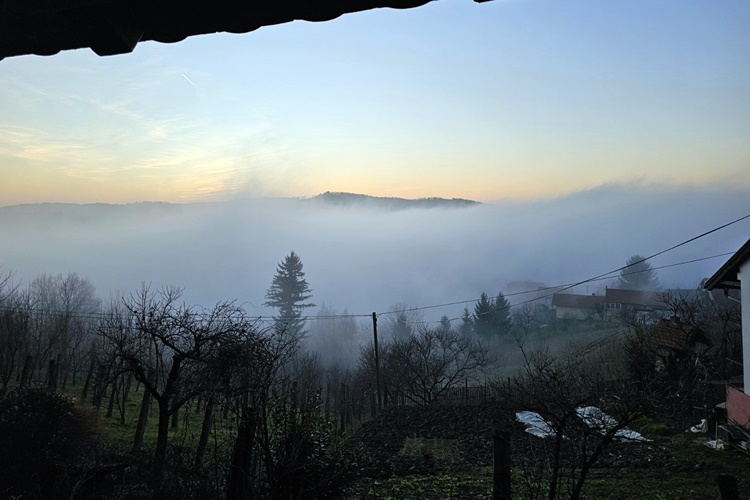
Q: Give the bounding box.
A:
[46,358,58,392]
[372,312,382,411]
[717,474,740,500]
[493,429,511,500]
[19,355,33,389]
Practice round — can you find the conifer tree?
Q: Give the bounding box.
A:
[473,291,512,337]
[264,251,315,336]
[458,307,474,337]
[616,254,660,290]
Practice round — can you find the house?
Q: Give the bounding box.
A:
[551,293,603,320]
[602,288,669,322]
[704,238,750,428]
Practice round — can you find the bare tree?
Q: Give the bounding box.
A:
[101,286,258,466]
[27,272,100,387]
[0,272,29,392]
[505,345,657,500]
[304,303,361,367]
[385,326,494,404]
[381,303,424,342]
[512,304,537,339]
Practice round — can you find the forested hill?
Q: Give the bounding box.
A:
[0,193,480,229]
[307,192,480,210]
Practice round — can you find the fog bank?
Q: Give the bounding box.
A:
[1,185,747,322]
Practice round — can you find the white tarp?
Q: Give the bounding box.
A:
[516,407,651,442]
[515,411,555,438]
[575,406,651,442]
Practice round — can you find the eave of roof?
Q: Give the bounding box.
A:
[704,238,750,291]
[0,0,468,61]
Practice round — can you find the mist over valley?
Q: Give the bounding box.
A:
[1,184,747,327]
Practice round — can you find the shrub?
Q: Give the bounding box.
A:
[0,387,80,498]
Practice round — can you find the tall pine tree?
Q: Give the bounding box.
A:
[473,292,495,337]
[473,291,512,337]
[616,254,660,290]
[264,251,315,336]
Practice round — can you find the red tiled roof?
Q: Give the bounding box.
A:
[652,318,711,351]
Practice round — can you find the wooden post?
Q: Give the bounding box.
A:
[226,407,257,500]
[325,383,331,417]
[19,355,33,390]
[346,384,352,424]
[46,358,58,392]
[493,430,511,500]
[717,475,740,500]
[339,382,346,433]
[372,312,382,411]
[369,383,376,418]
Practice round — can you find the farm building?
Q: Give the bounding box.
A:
[551,293,603,320]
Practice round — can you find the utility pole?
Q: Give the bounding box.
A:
[372,312,382,411]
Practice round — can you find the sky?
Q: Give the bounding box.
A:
[1,0,749,206]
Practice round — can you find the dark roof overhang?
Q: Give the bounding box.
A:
[704,238,750,291]
[1,0,488,61]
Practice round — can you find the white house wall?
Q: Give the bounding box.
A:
[740,260,750,395]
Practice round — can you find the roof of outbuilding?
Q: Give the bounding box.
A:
[651,317,711,351]
[0,0,455,61]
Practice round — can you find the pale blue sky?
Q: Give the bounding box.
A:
[1,0,748,205]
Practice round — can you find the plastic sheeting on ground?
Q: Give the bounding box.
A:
[515,411,555,438]
[576,406,652,442]
[515,407,651,442]
[689,419,708,433]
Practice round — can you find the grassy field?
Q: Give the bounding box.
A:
[345,429,750,499]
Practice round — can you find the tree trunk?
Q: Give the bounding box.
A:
[133,369,154,453]
[119,373,132,425]
[81,357,96,401]
[154,357,181,466]
[195,398,214,468]
[154,399,171,468]
[92,364,107,408]
[548,424,565,500]
[106,375,118,418]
